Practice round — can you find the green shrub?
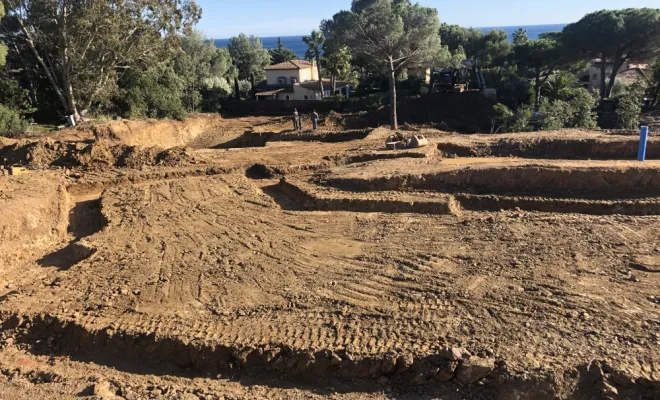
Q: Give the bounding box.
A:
[496,78,533,110]
[616,81,646,130]
[539,99,572,130]
[117,66,186,120]
[0,104,28,137]
[567,88,598,129]
[493,103,532,133]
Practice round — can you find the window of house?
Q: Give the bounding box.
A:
[278,77,287,85]
[304,95,309,100]
[290,77,297,85]
[285,95,290,100]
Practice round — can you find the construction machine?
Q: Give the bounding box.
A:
[431,60,487,93]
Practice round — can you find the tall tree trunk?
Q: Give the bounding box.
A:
[534,72,542,111]
[605,57,625,99]
[60,2,81,122]
[250,73,256,100]
[316,55,324,99]
[388,56,398,130]
[331,74,337,93]
[599,57,607,100]
[234,76,240,100]
[14,13,69,115]
[653,83,660,107]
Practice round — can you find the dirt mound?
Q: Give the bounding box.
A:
[0,139,195,169]
[90,114,223,148]
[0,173,67,272]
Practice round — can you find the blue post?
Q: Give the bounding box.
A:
[638,126,649,161]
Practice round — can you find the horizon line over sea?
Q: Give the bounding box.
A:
[213,23,568,59]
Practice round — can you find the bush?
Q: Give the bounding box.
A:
[238,80,252,99]
[497,78,533,109]
[0,104,28,137]
[616,81,646,130]
[493,103,532,133]
[567,88,598,129]
[539,99,572,130]
[116,66,186,120]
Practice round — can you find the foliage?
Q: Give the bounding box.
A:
[322,0,442,129]
[567,87,598,129]
[473,30,512,68]
[493,103,532,133]
[438,23,483,58]
[2,0,201,121]
[542,71,578,101]
[496,78,533,109]
[396,76,425,97]
[228,34,270,81]
[615,81,646,129]
[512,28,528,46]
[515,38,565,108]
[323,45,353,89]
[268,38,297,65]
[200,77,233,112]
[237,80,252,99]
[177,31,232,112]
[0,104,27,137]
[303,30,326,97]
[539,99,572,130]
[115,66,186,120]
[562,8,660,99]
[0,77,34,116]
[481,65,518,89]
[651,60,660,106]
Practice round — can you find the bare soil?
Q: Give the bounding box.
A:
[0,116,659,399]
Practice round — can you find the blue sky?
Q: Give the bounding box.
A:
[196,0,660,39]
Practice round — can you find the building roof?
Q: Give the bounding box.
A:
[617,68,649,82]
[255,88,286,97]
[264,60,314,71]
[298,79,349,92]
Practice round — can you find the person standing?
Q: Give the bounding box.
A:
[312,110,319,130]
[298,113,304,131]
[292,109,299,130]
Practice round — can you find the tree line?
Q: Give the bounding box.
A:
[1,0,660,134]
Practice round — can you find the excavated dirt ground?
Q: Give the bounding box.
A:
[0,117,659,399]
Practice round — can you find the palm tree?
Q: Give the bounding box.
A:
[542,72,578,101]
[323,46,352,93]
[512,28,528,46]
[303,30,325,99]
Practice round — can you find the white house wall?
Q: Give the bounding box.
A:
[266,70,302,86]
[265,65,318,86]
[273,86,322,101]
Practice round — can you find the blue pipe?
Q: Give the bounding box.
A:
[638,126,649,161]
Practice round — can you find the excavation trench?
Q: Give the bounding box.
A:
[275,179,660,216]
[38,187,106,270]
[320,164,660,198]
[216,129,375,149]
[437,137,660,160]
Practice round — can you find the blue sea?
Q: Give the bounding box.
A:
[214,24,568,59]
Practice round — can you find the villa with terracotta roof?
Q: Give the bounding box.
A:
[256,59,350,101]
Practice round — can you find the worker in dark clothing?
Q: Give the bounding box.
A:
[298,113,304,131]
[312,110,319,130]
[292,109,299,130]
